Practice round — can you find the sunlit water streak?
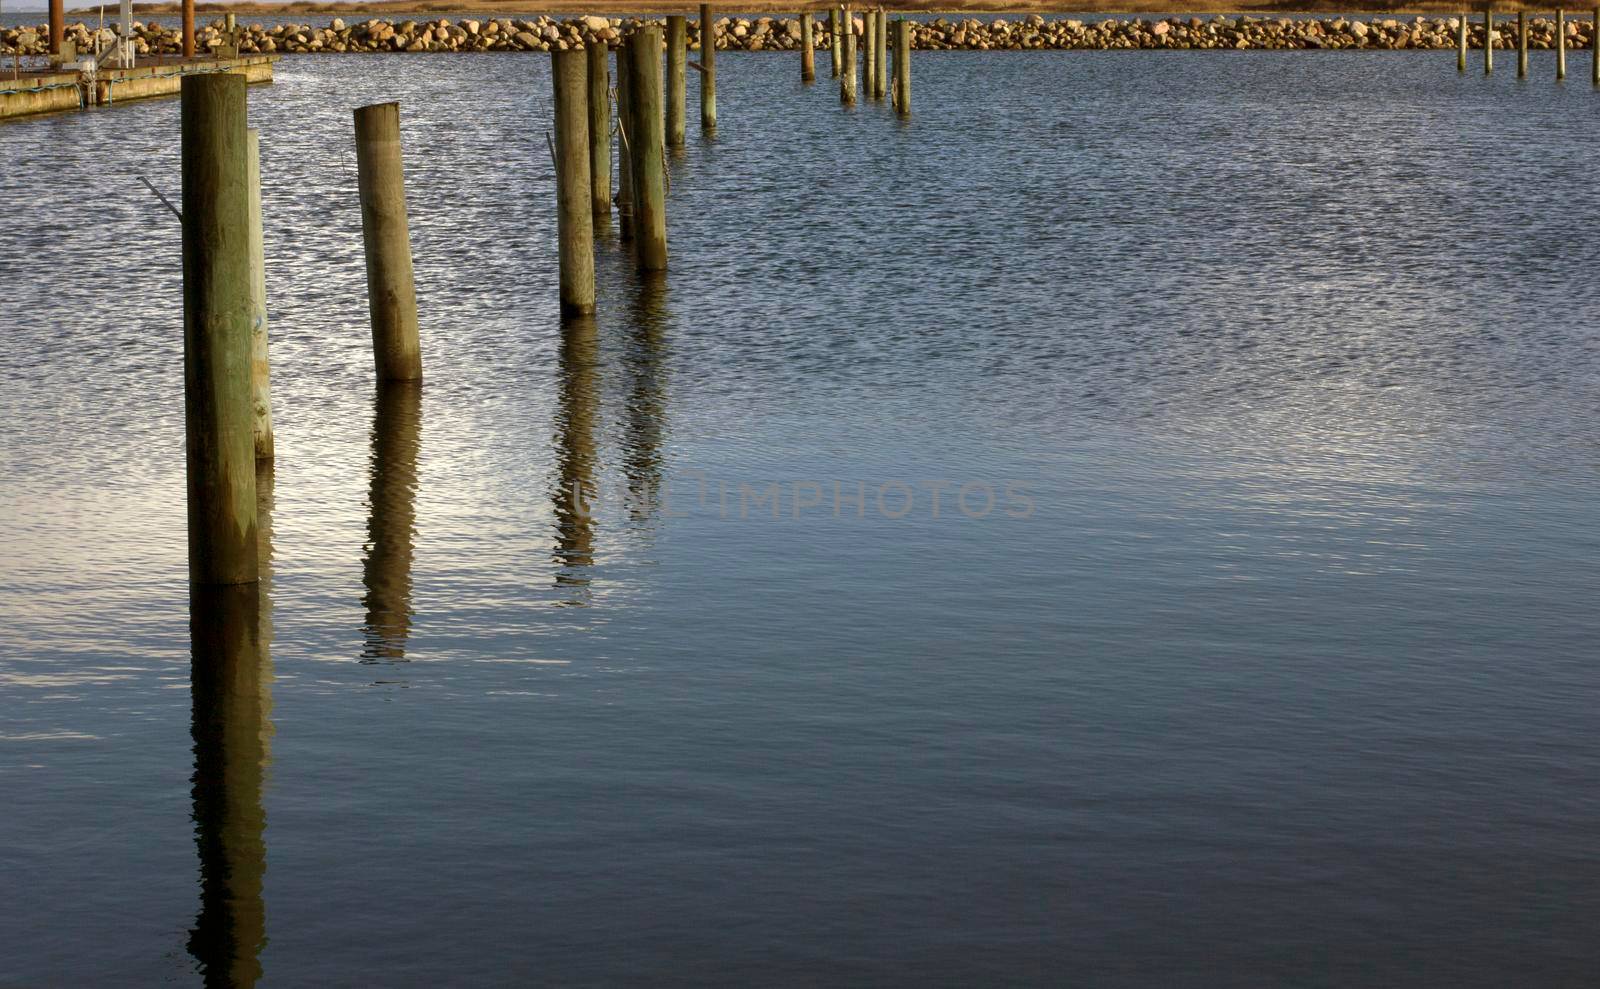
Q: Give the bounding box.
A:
[2,52,1598,986]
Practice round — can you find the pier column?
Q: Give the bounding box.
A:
[1592,6,1599,84]
[1518,11,1528,77]
[875,9,888,99]
[893,18,910,114]
[1485,7,1494,74]
[245,129,273,461]
[183,0,195,58]
[700,4,716,131]
[830,7,843,77]
[553,49,597,316]
[49,0,64,55]
[1558,10,1568,79]
[627,27,668,272]
[841,6,856,104]
[586,41,611,217]
[863,9,875,99]
[1458,13,1467,71]
[801,13,815,82]
[181,74,258,586]
[353,103,423,381]
[667,15,687,148]
[617,49,634,240]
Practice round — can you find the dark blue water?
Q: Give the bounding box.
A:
[3,51,1598,986]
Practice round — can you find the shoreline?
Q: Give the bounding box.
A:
[5,13,1591,53]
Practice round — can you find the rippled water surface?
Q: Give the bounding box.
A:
[3,52,1599,986]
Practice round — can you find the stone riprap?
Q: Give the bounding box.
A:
[3,14,1593,56]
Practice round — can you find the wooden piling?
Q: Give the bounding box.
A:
[1593,5,1599,84]
[1518,10,1528,77]
[353,103,423,381]
[863,9,876,99]
[1484,8,1494,74]
[875,10,888,99]
[181,74,258,586]
[627,27,668,272]
[586,40,611,217]
[829,8,843,78]
[616,48,635,241]
[700,4,716,131]
[49,0,64,54]
[801,13,815,82]
[893,18,910,114]
[1458,13,1467,71]
[245,128,273,462]
[552,49,597,317]
[667,15,687,148]
[841,7,857,105]
[182,0,194,57]
[1558,9,1568,79]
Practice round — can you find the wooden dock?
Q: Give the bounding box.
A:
[1,55,278,121]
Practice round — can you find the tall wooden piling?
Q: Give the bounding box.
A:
[354,103,423,381]
[181,74,258,586]
[801,13,815,82]
[1484,8,1494,74]
[874,10,888,99]
[667,15,687,148]
[863,9,876,99]
[1518,11,1528,77]
[1592,6,1599,84]
[245,129,273,462]
[182,0,194,57]
[627,27,668,272]
[829,8,843,77]
[700,4,716,131]
[49,0,64,54]
[586,41,611,217]
[552,49,597,317]
[1557,10,1568,79]
[617,48,635,240]
[1457,13,1467,71]
[841,7,857,104]
[893,18,910,114]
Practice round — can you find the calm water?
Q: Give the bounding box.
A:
[3,51,1599,986]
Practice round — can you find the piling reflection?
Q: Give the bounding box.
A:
[622,271,669,522]
[552,315,600,599]
[361,382,422,660]
[187,465,275,988]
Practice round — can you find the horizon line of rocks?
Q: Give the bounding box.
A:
[5,14,1596,56]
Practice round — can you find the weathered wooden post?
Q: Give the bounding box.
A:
[874,9,888,99]
[892,18,910,114]
[245,128,273,461]
[700,4,716,131]
[181,74,258,586]
[586,40,610,217]
[552,48,597,317]
[841,6,857,104]
[353,103,423,381]
[49,0,65,54]
[616,46,635,241]
[862,8,875,99]
[1558,9,1568,79]
[182,0,194,57]
[801,13,815,81]
[1484,7,1494,74]
[1592,5,1599,84]
[1457,13,1467,71]
[1518,10,1528,77]
[627,27,668,272]
[829,7,843,77]
[667,15,687,148]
